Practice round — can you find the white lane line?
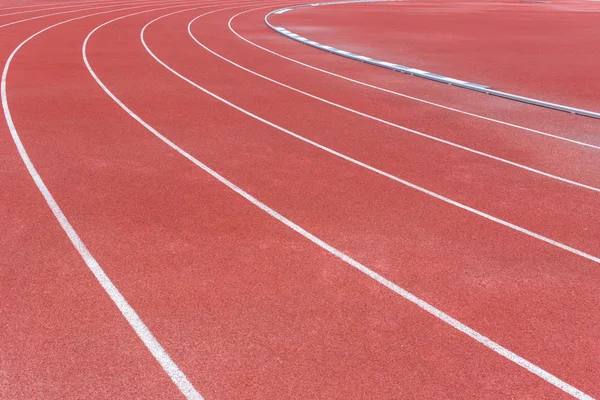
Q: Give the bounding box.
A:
[194,12,600,197]
[231,8,600,151]
[86,7,593,399]
[0,0,197,30]
[2,2,211,399]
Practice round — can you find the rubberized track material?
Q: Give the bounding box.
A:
[2,0,600,399]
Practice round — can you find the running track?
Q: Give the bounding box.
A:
[1,0,599,398]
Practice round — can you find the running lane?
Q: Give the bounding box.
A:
[89,4,598,397]
[4,2,583,399]
[1,4,198,399]
[269,0,600,112]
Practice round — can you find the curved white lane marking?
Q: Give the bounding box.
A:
[188,11,600,196]
[2,2,211,398]
[229,7,600,151]
[84,5,594,399]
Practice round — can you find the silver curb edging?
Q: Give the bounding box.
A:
[264,0,600,120]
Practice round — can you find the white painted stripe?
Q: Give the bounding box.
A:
[2,3,207,399]
[78,8,592,400]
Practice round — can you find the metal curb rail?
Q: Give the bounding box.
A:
[264,1,600,120]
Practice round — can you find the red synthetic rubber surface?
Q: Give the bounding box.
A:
[271,0,600,112]
[1,0,599,399]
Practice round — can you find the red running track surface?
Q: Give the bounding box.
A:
[270,0,600,112]
[1,0,599,399]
